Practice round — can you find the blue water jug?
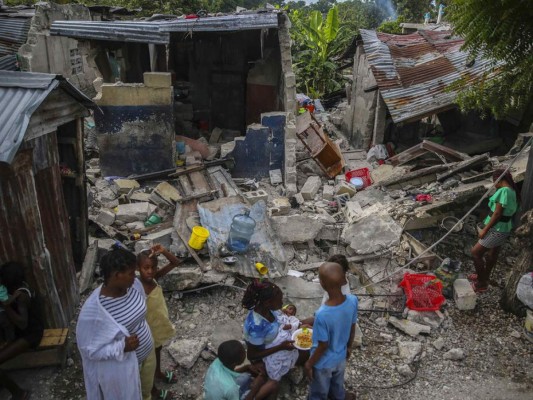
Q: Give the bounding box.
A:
[227,210,256,253]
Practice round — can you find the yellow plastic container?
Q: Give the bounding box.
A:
[255,262,269,275]
[188,226,210,250]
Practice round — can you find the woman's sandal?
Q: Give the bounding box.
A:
[157,389,174,400]
[161,371,178,384]
[471,281,488,293]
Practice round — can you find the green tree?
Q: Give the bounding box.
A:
[291,5,348,97]
[393,0,432,22]
[448,0,533,120]
[337,0,388,33]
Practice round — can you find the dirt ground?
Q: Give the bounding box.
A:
[2,261,532,400]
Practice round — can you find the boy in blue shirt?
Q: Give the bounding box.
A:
[305,262,358,399]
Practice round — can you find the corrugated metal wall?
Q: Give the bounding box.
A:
[0,116,80,328]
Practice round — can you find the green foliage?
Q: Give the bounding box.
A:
[337,0,388,32]
[377,17,403,34]
[291,6,348,97]
[448,0,533,119]
[393,0,432,22]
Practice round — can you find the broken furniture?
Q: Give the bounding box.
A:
[1,329,69,369]
[296,112,345,178]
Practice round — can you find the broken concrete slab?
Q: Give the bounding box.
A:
[301,176,322,200]
[152,182,182,204]
[114,179,140,194]
[322,184,335,201]
[270,197,291,216]
[130,192,152,202]
[397,340,422,364]
[271,215,324,243]
[335,181,357,197]
[115,202,156,224]
[168,337,208,369]
[389,316,431,337]
[273,276,323,319]
[343,200,363,223]
[143,227,175,249]
[201,269,228,284]
[342,214,403,255]
[96,209,115,226]
[159,267,203,291]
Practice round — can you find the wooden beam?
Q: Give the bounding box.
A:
[436,153,489,181]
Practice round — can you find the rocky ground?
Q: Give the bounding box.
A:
[2,246,532,400]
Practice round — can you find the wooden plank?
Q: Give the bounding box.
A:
[79,241,98,294]
[388,140,470,166]
[437,153,489,181]
[461,170,494,184]
[175,229,207,272]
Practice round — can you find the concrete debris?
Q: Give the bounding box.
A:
[115,202,156,224]
[397,340,422,364]
[269,169,283,185]
[167,337,208,369]
[342,214,403,255]
[389,316,431,337]
[114,179,140,194]
[95,209,116,226]
[443,348,465,361]
[244,189,269,205]
[152,182,182,204]
[432,337,445,350]
[300,176,322,200]
[270,197,291,216]
[453,279,477,310]
[397,364,415,378]
[160,267,203,291]
[271,215,324,243]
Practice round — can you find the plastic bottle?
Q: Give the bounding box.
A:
[227,210,256,253]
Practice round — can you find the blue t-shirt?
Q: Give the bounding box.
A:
[311,294,358,369]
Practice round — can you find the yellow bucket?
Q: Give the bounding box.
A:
[188,226,210,250]
[255,262,269,275]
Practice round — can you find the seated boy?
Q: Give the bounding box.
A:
[204,340,266,400]
[305,262,358,400]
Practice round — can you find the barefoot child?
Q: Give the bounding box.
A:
[204,340,267,400]
[305,262,358,400]
[137,244,182,400]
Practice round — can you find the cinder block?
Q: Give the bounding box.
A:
[96,209,116,226]
[244,190,268,205]
[453,279,477,310]
[343,200,363,223]
[269,169,283,185]
[144,72,172,88]
[152,182,182,204]
[271,197,291,215]
[335,181,357,197]
[301,176,322,200]
[114,179,140,194]
[284,72,296,88]
[322,185,335,201]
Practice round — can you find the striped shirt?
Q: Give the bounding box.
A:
[100,287,153,363]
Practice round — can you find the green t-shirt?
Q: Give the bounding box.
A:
[483,187,518,233]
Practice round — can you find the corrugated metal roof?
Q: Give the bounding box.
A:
[359,29,498,123]
[50,12,280,44]
[0,71,94,164]
[0,15,32,58]
[0,54,17,70]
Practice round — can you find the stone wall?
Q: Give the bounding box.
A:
[18,2,97,96]
[95,72,175,177]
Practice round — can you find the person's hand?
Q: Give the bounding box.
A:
[247,363,265,376]
[150,244,165,256]
[283,324,292,331]
[301,323,313,329]
[478,228,488,239]
[304,361,313,381]
[278,340,295,351]
[124,335,139,352]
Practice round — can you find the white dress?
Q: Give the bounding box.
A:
[77,279,146,400]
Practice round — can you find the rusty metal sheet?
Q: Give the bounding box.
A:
[359,29,500,123]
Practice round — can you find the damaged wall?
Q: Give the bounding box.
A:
[17,2,97,96]
[95,72,175,177]
[343,44,379,149]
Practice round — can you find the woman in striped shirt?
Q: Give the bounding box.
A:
[77,245,153,400]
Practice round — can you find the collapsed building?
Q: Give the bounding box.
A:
[341,29,519,154]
